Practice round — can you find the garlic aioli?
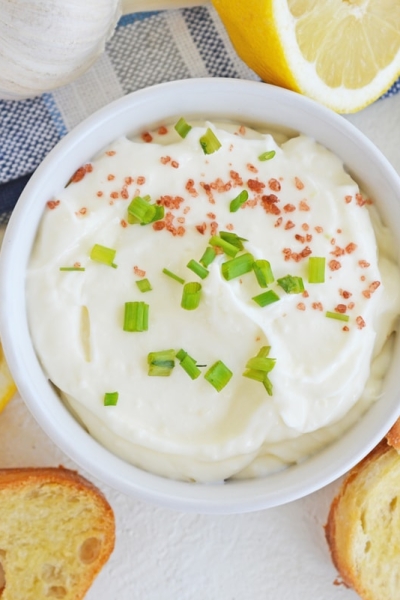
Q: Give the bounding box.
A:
[27,122,400,482]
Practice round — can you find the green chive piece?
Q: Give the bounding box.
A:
[174,117,192,138]
[219,231,248,250]
[246,356,276,373]
[199,247,217,268]
[176,349,187,362]
[181,282,202,310]
[127,195,152,225]
[90,244,117,268]
[204,360,233,392]
[277,275,305,294]
[257,346,271,357]
[104,392,119,406]
[148,350,175,364]
[242,346,276,396]
[141,204,164,225]
[253,259,274,288]
[221,253,254,281]
[258,150,276,161]
[128,196,156,224]
[136,278,152,293]
[230,190,249,212]
[252,290,280,307]
[263,376,274,396]
[187,259,209,280]
[123,301,149,332]
[209,235,239,257]
[242,368,265,383]
[59,267,85,271]
[147,349,175,377]
[147,365,170,376]
[325,311,350,322]
[176,348,201,380]
[199,128,222,154]
[308,257,325,284]
[162,268,185,285]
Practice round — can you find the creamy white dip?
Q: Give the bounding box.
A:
[27,122,400,482]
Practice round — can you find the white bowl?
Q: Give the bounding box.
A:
[1,78,400,514]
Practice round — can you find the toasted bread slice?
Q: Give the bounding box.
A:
[0,467,115,600]
[325,440,400,600]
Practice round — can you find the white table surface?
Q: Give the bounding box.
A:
[1,91,399,600]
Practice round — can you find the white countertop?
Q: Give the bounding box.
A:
[1,91,399,600]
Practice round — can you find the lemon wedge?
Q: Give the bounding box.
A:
[212,0,400,113]
[0,342,16,412]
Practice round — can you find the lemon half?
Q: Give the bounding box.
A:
[212,0,400,113]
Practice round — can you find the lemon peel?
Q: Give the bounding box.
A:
[212,0,400,113]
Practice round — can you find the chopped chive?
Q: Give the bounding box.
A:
[252,290,280,307]
[128,196,156,224]
[199,128,221,155]
[127,195,153,224]
[246,356,276,373]
[176,349,187,362]
[253,259,274,288]
[308,257,325,284]
[204,360,233,392]
[219,231,248,250]
[258,150,276,161]
[277,275,304,294]
[147,350,174,376]
[242,347,276,396]
[199,246,216,268]
[176,348,201,380]
[181,282,202,310]
[162,268,185,285]
[123,301,149,332]
[325,311,350,322]
[181,355,201,379]
[104,392,118,406]
[174,117,192,138]
[221,253,254,281]
[263,376,273,396]
[257,346,271,357]
[242,368,265,383]
[230,190,249,212]
[148,349,175,364]
[90,244,117,268]
[148,364,172,376]
[147,349,175,377]
[187,259,209,280]
[136,278,152,293]
[59,267,85,271]
[141,204,164,225]
[209,235,239,257]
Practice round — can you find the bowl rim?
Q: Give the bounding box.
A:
[2,77,400,513]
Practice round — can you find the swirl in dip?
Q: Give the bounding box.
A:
[27,121,400,482]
